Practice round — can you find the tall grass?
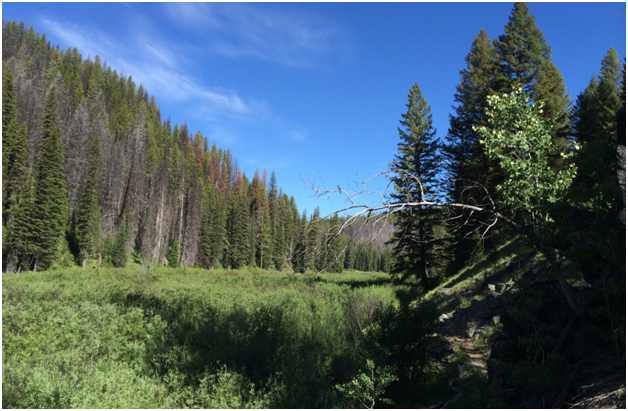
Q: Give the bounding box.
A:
[3,267,403,408]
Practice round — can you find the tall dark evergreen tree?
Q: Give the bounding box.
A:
[2,63,28,228]
[32,88,69,270]
[388,83,444,288]
[493,2,571,154]
[570,48,624,211]
[74,133,101,268]
[226,171,250,269]
[250,170,272,269]
[6,172,37,271]
[443,30,501,271]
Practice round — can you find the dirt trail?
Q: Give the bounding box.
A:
[445,336,488,374]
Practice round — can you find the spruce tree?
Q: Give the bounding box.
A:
[2,63,27,228]
[74,133,101,268]
[226,171,250,269]
[3,119,28,228]
[443,30,502,272]
[7,172,37,271]
[32,88,69,270]
[388,83,444,288]
[167,240,180,268]
[571,48,624,211]
[493,2,571,154]
[250,170,271,269]
[109,213,129,268]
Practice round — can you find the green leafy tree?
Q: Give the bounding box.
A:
[335,359,398,409]
[388,83,445,288]
[474,88,576,224]
[474,87,583,316]
[32,88,69,270]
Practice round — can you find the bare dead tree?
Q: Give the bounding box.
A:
[304,170,586,318]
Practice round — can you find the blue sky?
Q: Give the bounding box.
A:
[3,2,626,217]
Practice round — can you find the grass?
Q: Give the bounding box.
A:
[2,266,402,408]
[424,235,535,302]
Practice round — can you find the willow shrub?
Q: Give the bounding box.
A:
[3,267,405,408]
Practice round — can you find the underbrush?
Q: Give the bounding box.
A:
[2,267,446,408]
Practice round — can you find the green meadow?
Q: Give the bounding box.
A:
[3,266,446,408]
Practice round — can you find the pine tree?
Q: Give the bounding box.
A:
[571,48,624,211]
[74,133,101,268]
[32,88,69,270]
[2,63,27,228]
[493,2,571,155]
[250,170,272,269]
[2,62,18,139]
[167,240,180,268]
[226,171,250,269]
[109,213,129,268]
[3,119,28,229]
[7,172,38,271]
[443,30,502,272]
[388,83,444,288]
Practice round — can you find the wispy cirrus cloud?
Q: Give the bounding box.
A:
[38,18,262,121]
[164,3,352,68]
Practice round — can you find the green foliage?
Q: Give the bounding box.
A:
[335,359,398,409]
[388,82,446,288]
[570,48,624,213]
[32,88,69,270]
[167,240,180,268]
[493,2,571,146]
[74,134,101,264]
[105,214,129,268]
[474,88,577,216]
[2,267,444,408]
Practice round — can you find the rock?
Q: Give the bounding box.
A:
[488,284,496,292]
[467,321,478,338]
[493,316,501,325]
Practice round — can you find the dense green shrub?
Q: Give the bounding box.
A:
[4,267,442,408]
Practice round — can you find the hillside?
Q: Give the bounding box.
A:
[1,20,390,274]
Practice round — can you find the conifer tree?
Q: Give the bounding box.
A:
[167,240,180,268]
[388,83,444,288]
[7,172,37,271]
[109,213,129,268]
[570,48,624,211]
[493,2,571,152]
[226,171,250,269]
[74,133,101,268]
[2,62,18,148]
[32,88,69,270]
[443,30,501,271]
[2,63,28,228]
[250,170,272,268]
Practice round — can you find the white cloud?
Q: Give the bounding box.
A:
[164,3,351,68]
[39,18,261,121]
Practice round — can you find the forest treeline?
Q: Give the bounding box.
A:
[1,19,391,274]
[385,2,625,292]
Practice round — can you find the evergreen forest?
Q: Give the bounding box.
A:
[2,3,626,408]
